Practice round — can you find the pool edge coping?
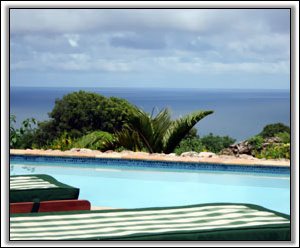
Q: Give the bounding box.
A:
[10,149,290,168]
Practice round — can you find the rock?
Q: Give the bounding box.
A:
[150,153,166,156]
[219,148,235,156]
[180,151,199,157]
[105,150,114,153]
[236,142,252,154]
[79,148,93,153]
[135,152,150,156]
[220,140,252,156]
[120,150,135,154]
[166,153,177,157]
[264,137,282,143]
[198,152,216,158]
[70,148,80,152]
[238,154,257,160]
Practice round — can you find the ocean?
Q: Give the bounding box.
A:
[10,87,290,142]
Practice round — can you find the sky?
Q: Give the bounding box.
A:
[10,9,290,89]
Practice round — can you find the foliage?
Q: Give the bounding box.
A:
[200,133,236,153]
[184,128,199,139]
[32,120,59,148]
[174,137,204,155]
[34,91,135,146]
[259,123,290,138]
[275,132,290,144]
[105,128,145,152]
[10,115,37,149]
[248,135,265,150]
[107,107,213,153]
[10,115,18,148]
[255,143,290,159]
[46,132,74,151]
[247,129,290,160]
[163,110,214,153]
[73,131,115,151]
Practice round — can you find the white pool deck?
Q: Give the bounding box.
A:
[10,149,290,167]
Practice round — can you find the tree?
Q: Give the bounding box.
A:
[106,107,213,153]
[259,123,290,138]
[34,91,136,146]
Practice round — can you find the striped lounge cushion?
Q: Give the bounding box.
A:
[10,175,79,203]
[10,203,290,241]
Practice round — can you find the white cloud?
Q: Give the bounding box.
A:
[11,52,133,72]
[64,34,80,48]
[10,9,290,89]
[155,56,289,74]
[10,9,289,35]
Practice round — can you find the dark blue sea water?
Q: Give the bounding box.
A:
[10,87,290,142]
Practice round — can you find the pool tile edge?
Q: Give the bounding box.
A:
[10,149,290,167]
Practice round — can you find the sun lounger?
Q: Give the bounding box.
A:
[10,174,80,203]
[10,199,91,213]
[10,174,90,213]
[10,203,290,241]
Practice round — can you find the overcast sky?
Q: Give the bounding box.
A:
[10,9,290,89]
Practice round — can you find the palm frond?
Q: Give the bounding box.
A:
[129,108,155,152]
[106,106,213,154]
[151,108,172,152]
[104,127,144,152]
[163,110,214,153]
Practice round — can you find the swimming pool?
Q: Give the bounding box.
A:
[10,155,290,214]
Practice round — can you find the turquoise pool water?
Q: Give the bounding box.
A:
[10,159,290,214]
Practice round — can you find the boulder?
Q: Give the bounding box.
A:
[150,153,166,156]
[180,151,199,157]
[166,153,177,157]
[238,154,257,160]
[120,150,135,154]
[105,150,114,153]
[264,137,282,143]
[198,152,216,158]
[70,148,80,152]
[220,141,252,156]
[79,148,93,153]
[219,148,235,156]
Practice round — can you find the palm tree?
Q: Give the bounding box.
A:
[105,107,213,154]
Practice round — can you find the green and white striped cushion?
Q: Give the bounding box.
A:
[10,176,58,190]
[10,203,290,241]
[10,175,79,203]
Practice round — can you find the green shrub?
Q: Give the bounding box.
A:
[174,133,236,155]
[256,143,290,159]
[275,132,290,144]
[10,115,37,149]
[31,91,136,147]
[259,123,290,138]
[174,137,204,155]
[73,131,115,151]
[47,132,74,151]
[49,91,135,135]
[248,135,264,150]
[184,127,199,139]
[10,115,18,148]
[200,133,236,153]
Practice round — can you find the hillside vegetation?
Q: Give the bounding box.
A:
[10,91,290,160]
